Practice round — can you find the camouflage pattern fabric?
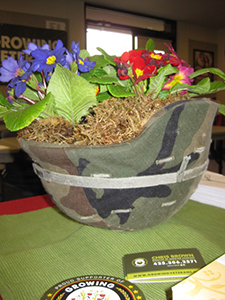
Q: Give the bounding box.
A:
[19,98,218,231]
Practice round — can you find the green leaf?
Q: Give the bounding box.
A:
[70,61,78,73]
[208,81,225,94]
[146,39,155,51]
[158,90,170,99]
[89,54,110,67]
[0,92,22,118]
[0,106,9,118]
[107,85,136,98]
[218,103,225,116]
[47,64,97,125]
[26,73,40,90]
[170,78,211,95]
[3,93,52,131]
[0,92,13,109]
[103,65,117,76]
[23,86,41,101]
[170,77,225,96]
[79,49,90,60]
[96,47,116,65]
[80,55,109,81]
[89,75,119,85]
[148,65,178,98]
[189,67,225,80]
[42,92,56,117]
[96,92,112,102]
[93,68,108,77]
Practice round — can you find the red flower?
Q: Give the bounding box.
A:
[114,56,130,80]
[121,49,144,63]
[143,51,165,66]
[134,64,157,84]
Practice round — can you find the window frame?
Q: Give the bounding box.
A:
[85,4,177,51]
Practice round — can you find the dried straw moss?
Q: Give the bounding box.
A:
[18,94,190,146]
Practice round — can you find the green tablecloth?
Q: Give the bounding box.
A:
[0,199,225,300]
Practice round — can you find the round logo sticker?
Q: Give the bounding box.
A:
[132,258,148,267]
[41,275,146,300]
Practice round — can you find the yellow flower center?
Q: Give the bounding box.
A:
[46,55,56,65]
[135,68,143,78]
[94,86,99,95]
[78,59,84,65]
[174,74,183,83]
[150,53,162,60]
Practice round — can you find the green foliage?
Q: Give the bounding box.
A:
[108,85,136,98]
[96,92,112,102]
[47,64,97,126]
[1,38,225,133]
[146,39,155,51]
[23,86,42,102]
[0,92,13,109]
[148,65,178,98]
[189,67,225,81]
[3,93,52,131]
[96,47,116,66]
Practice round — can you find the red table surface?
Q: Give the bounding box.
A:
[0,194,55,215]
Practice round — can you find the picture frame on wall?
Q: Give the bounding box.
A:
[193,49,214,84]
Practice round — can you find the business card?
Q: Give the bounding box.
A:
[123,248,205,283]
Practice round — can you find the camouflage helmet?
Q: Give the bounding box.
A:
[19,98,218,231]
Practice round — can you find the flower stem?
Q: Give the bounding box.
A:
[41,71,47,89]
[38,90,45,100]
[132,77,144,100]
[19,94,36,104]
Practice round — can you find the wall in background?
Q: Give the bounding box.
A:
[0,0,85,47]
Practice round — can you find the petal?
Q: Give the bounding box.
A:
[1,57,18,73]
[15,81,26,97]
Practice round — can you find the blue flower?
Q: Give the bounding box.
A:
[0,55,30,82]
[71,41,80,59]
[65,41,80,69]
[9,69,33,97]
[6,88,14,104]
[65,41,96,73]
[64,50,73,69]
[77,57,96,73]
[30,40,66,78]
[23,43,50,55]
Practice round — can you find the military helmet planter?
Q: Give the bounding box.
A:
[0,39,224,231]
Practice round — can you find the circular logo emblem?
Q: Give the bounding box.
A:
[132,258,148,267]
[41,275,146,300]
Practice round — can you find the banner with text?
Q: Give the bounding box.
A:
[0,23,67,64]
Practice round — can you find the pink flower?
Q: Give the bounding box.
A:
[163,66,194,91]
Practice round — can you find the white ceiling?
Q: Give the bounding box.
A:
[86,0,225,30]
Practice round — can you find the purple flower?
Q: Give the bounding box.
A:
[6,88,14,104]
[65,50,73,68]
[71,41,80,60]
[0,55,30,82]
[30,40,66,77]
[78,57,96,73]
[65,41,96,73]
[9,69,33,97]
[23,43,50,55]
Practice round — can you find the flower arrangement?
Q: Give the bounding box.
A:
[0,38,224,142]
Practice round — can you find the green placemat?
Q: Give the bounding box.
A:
[0,200,225,300]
